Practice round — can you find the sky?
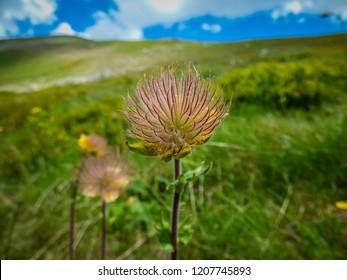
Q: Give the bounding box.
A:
[0,0,346,42]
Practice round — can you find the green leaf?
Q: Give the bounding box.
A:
[155,212,173,252]
[168,162,212,192]
[179,224,194,245]
[162,243,174,253]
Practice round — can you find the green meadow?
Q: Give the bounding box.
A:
[0,34,346,259]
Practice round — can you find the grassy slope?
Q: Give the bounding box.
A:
[1,34,345,90]
[0,34,346,259]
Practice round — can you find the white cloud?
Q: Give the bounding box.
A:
[84,0,283,40]
[285,1,303,14]
[51,22,91,39]
[22,0,56,24]
[147,0,181,13]
[271,1,306,19]
[82,0,347,40]
[271,0,347,20]
[2,0,344,40]
[84,10,143,41]
[271,9,281,20]
[111,0,281,28]
[202,23,222,33]
[0,0,57,37]
[52,22,75,36]
[85,0,277,40]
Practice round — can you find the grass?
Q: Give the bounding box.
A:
[0,34,346,259]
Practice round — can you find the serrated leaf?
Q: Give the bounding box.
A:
[167,162,212,192]
[181,162,212,182]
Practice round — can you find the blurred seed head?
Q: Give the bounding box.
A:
[78,133,109,156]
[124,66,230,161]
[79,154,130,203]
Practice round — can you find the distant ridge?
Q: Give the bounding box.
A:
[0,33,346,93]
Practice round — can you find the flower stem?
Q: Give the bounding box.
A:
[69,183,77,259]
[101,199,106,260]
[171,159,182,260]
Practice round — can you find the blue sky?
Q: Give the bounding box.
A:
[0,0,346,42]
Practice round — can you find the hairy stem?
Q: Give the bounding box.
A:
[101,199,106,260]
[171,159,182,260]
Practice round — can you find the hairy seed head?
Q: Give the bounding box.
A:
[79,154,130,203]
[124,67,230,161]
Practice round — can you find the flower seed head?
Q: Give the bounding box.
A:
[124,67,230,161]
[79,154,130,203]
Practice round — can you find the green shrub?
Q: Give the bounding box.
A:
[220,58,346,110]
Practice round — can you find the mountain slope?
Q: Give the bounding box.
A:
[0,34,346,92]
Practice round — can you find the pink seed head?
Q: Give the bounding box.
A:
[124,66,230,161]
[79,154,130,203]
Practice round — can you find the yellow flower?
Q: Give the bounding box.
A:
[77,134,108,156]
[0,126,4,133]
[79,155,130,203]
[124,67,230,161]
[30,107,42,114]
[336,201,347,211]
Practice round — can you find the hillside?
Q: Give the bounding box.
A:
[0,34,346,92]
